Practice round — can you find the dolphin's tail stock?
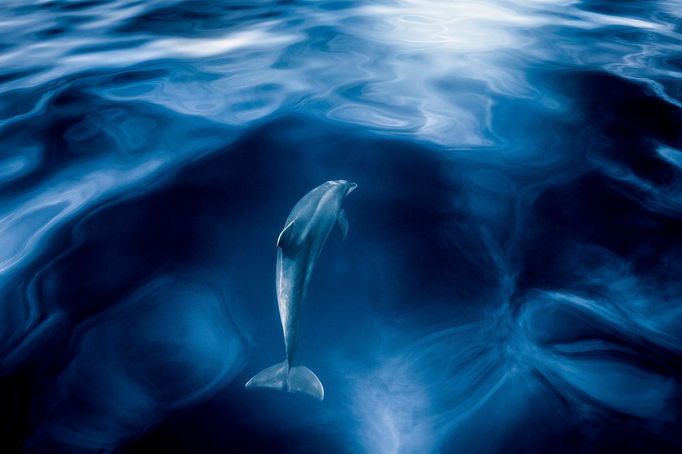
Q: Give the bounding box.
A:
[245,360,324,400]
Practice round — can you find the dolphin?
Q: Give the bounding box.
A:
[245,179,357,400]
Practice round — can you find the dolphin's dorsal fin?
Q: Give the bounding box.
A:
[337,209,349,241]
[277,220,297,249]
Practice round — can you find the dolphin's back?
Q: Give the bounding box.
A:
[286,183,332,223]
[274,184,331,258]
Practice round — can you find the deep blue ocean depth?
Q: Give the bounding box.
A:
[1,0,681,452]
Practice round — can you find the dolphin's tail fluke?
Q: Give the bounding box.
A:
[245,360,324,400]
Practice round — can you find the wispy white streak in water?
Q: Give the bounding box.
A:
[0,25,296,94]
[71,26,292,64]
[658,146,682,169]
[0,158,162,275]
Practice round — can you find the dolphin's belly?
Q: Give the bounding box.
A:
[275,206,339,362]
[276,254,307,359]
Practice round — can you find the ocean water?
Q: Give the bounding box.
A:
[1,0,681,452]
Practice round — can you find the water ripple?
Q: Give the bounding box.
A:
[0,0,680,451]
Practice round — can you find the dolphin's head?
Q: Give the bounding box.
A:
[330,179,357,197]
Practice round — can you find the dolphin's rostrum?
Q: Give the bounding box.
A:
[245,180,357,400]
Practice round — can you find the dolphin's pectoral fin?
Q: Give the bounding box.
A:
[337,209,349,241]
[277,220,297,249]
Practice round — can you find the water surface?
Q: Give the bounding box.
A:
[1,0,681,452]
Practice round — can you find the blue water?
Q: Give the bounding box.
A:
[1,0,681,452]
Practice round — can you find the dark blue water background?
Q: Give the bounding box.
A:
[1,0,681,452]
